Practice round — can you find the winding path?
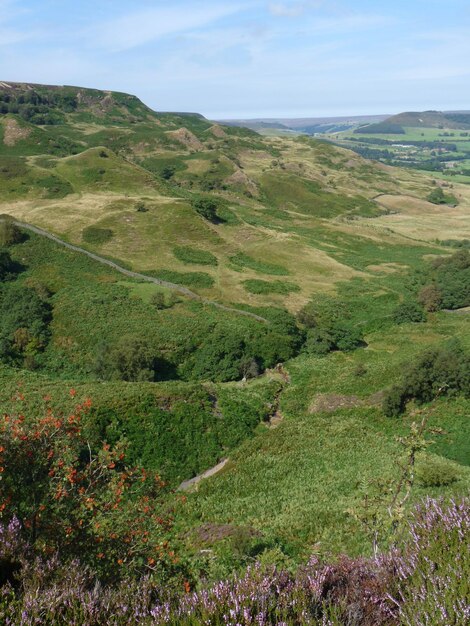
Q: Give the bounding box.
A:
[11,219,269,323]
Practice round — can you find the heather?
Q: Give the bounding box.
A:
[0,498,468,625]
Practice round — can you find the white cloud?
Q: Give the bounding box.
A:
[89,3,249,52]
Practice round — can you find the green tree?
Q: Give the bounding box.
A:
[0,221,23,247]
[392,301,427,324]
[94,337,158,382]
[191,197,220,223]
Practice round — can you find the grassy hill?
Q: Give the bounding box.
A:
[0,82,469,591]
[2,83,470,312]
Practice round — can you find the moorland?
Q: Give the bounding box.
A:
[0,82,468,624]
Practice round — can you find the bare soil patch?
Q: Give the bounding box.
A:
[3,118,31,146]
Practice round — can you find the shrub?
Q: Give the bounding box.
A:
[415,455,462,487]
[82,226,114,245]
[299,295,364,354]
[0,395,174,581]
[229,253,289,276]
[392,301,427,324]
[0,285,52,365]
[150,292,166,310]
[427,187,458,205]
[191,197,220,222]
[153,269,214,289]
[0,498,467,625]
[418,284,442,312]
[0,220,23,247]
[0,250,19,281]
[94,337,163,382]
[382,342,470,416]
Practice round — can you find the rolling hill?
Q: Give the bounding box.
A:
[0,82,469,602]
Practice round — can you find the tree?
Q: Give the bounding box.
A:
[418,284,442,312]
[0,285,51,365]
[191,197,220,223]
[392,301,427,324]
[0,394,174,579]
[161,166,176,180]
[94,338,158,382]
[298,296,364,354]
[0,250,19,282]
[150,292,166,310]
[0,221,23,247]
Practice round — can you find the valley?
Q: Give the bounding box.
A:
[0,82,468,624]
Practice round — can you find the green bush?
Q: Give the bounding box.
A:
[415,454,462,487]
[0,284,52,365]
[427,187,458,205]
[413,249,470,311]
[94,337,165,382]
[229,253,289,276]
[0,250,20,281]
[299,295,364,354]
[392,301,427,324]
[383,342,470,416]
[82,226,114,245]
[0,221,23,247]
[191,197,221,222]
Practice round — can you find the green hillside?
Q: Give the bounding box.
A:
[0,82,469,597]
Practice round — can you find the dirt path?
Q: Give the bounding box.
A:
[11,219,269,324]
[178,458,229,492]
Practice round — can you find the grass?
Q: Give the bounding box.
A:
[180,314,470,558]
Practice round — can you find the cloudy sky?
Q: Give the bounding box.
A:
[1,0,469,118]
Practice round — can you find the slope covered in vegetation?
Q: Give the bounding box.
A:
[0,83,468,623]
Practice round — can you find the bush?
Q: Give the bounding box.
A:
[82,226,114,245]
[191,197,221,222]
[0,250,20,281]
[418,284,442,312]
[153,269,214,289]
[299,295,364,354]
[382,342,470,416]
[393,301,427,324]
[0,395,174,581]
[427,187,458,205]
[415,250,470,311]
[94,337,162,382]
[0,285,52,365]
[415,455,462,487]
[150,292,166,310]
[0,221,23,247]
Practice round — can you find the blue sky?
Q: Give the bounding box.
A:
[1,0,469,118]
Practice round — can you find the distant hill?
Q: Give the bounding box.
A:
[359,110,470,132]
[221,114,389,135]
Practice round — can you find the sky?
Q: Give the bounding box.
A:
[1,0,469,119]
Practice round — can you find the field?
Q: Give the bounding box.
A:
[324,125,470,184]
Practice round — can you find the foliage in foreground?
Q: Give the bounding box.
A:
[0,498,467,625]
[0,393,176,581]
